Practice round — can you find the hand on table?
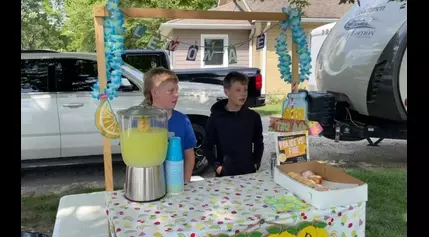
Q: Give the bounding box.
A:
[216,166,223,175]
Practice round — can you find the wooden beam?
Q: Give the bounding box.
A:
[93,14,114,192]
[93,7,288,21]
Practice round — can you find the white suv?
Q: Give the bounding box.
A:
[21,50,223,174]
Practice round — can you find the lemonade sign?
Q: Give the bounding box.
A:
[275,132,309,165]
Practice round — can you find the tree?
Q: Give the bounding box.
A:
[60,0,217,52]
[21,0,68,50]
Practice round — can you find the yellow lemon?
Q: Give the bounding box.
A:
[95,99,120,139]
[297,226,317,237]
[137,118,150,132]
[123,221,132,228]
[195,223,205,230]
[316,228,329,237]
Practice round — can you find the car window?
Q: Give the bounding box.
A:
[54,58,139,92]
[123,54,162,73]
[21,59,55,93]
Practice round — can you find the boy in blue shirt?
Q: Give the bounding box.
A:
[203,71,264,177]
[143,67,197,182]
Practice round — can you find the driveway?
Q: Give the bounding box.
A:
[21,116,407,196]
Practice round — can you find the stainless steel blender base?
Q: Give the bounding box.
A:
[124,164,166,202]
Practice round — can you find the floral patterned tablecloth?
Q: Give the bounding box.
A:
[105,170,366,237]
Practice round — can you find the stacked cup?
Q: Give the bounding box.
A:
[165,137,184,195]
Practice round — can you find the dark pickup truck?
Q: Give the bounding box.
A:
[123,49,265,108]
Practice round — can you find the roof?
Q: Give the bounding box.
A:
[161,0,353,28]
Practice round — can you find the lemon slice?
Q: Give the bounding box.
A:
[279,153,287,162]
[95,99,120,139]
[137,118,150,132]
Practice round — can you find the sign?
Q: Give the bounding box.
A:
[133,25,146,38]
[186,45,199,61]
[269,117,323,136]
[203,48,215,62]
[256,33,265,50]
[275,132,309,165]
[165,40,180,52]
[147,35,160,50]
[228,46,237,64]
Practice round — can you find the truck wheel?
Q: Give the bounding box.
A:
[191,122,210,176]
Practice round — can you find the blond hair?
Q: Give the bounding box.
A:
[143,67,179,105]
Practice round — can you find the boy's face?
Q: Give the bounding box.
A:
[224,81,248,106]
[151,76,179,110]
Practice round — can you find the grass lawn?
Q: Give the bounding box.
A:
[21,168,406,236]
[252,103,282,116]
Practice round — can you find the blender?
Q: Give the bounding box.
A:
[117,104,169,202]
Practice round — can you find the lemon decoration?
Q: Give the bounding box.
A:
[138,118,150,132]
[153,232,163,237]
[297,225,317,237]
[95,99,120,139]
[279,153,287,162]
[316,227,329,237]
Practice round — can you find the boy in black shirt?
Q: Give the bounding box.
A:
[203,71,264,177]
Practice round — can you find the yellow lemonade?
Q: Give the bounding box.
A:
[120,127,168,167]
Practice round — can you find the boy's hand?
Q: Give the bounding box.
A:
[216,166,223,174]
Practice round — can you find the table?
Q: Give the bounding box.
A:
[52,192,109,237]
[105,171,366,237]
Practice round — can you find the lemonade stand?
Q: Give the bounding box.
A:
[51,1,369,236]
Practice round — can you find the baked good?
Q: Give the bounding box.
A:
[302,170,323,184]
[287,172,329,191]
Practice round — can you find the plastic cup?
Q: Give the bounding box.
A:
[166,137,183,161]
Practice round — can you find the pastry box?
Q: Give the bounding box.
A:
[273,161,368,209]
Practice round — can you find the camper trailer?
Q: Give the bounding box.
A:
[305,0,407,145]
[309,22,337,91]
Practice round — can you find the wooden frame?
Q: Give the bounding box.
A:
[93,6,299,192]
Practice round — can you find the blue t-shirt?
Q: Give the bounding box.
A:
[168,110,197,155]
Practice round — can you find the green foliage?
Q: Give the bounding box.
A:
[21,0,68,50]
[59,0,216,52]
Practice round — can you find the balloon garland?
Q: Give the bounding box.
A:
[91,0,126,101]
[275,7,312,84]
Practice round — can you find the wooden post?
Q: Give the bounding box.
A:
[93,13,114,192]
[291,42,299,93]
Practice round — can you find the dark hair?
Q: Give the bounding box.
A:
[223,71,249,89]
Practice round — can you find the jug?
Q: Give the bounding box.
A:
[117,104,169,202]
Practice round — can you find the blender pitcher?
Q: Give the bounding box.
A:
[117,104,169,202]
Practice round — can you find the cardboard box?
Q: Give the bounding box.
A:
[273,161,368,209]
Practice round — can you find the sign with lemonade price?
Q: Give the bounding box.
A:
[276,133,308,164]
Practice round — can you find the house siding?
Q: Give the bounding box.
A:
[170,29,250,69]
[265,23,328,95]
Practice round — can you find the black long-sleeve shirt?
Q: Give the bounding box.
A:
[203,99,264,176]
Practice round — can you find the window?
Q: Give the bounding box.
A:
[55,59,139,92]
[122,54,163,73]
[200,34,229,68]
[21,59,55,93]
